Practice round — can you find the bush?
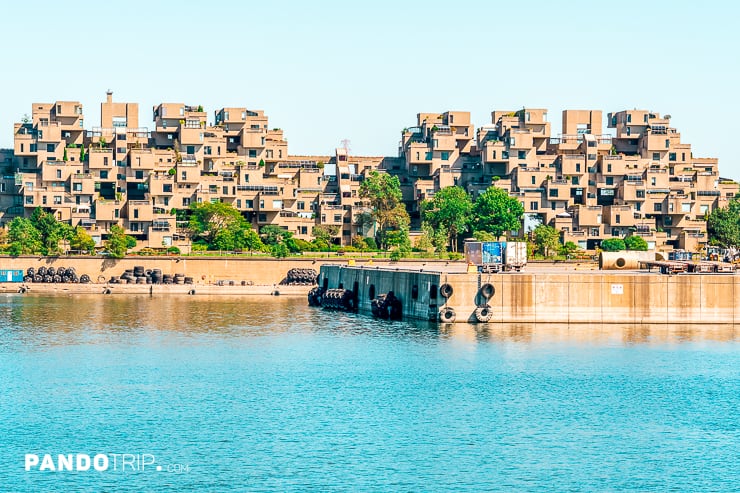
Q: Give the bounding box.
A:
[167,246,181,255]
[624,235,649,251]
[600,238,626,252]
[389,248,402,262]
[363,237,378,251]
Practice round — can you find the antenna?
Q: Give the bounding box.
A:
[340,139,351,155]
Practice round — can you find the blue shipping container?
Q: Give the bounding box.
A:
[481,241,505,264]
[0,269,24,283]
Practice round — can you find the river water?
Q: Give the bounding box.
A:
[0,294,738,492]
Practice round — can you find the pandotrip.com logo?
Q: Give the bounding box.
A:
[25,453,190,474]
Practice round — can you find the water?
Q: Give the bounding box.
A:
[0,294,738,492]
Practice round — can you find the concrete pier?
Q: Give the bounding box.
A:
[320,265,740,324]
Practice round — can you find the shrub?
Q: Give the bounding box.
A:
[363,237,378,251]
[624,235,649,251]
[600,238,626,252]
[389,248,402,262]
[167,246,181,255]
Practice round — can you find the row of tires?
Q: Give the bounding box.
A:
[281,268,318,286]
[370,292,403,321]
[23,267,90,284]
[437,305,493,323]
[109,268,193,285]
[307,287,356,312]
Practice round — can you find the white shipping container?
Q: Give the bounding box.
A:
[504,242,527,271]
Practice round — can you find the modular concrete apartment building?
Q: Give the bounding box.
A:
[0,93,736,252]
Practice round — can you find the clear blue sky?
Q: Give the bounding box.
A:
[2,1,738,177]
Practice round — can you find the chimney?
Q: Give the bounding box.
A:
[106,90,113,103]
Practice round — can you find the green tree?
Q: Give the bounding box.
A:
[70,226,96,254]
[471,186,524,240]
[560,241,580,258]
[421,186,473,252]
[312,224,339,246]
[260,224,292,246]
[358,171,410,250]
[624,235,649,251]
[473,230,498,242]
[63,147,68,162]
[235,228,264,252]
[80,146,86,162]
[105,224,134,258]
[271,243,289,258]
[707,197,740,247]
[188,202,250,245]
[7,217,42,255]
[30,207,71,255]
[600,238,626,252]
[532,224,560,257]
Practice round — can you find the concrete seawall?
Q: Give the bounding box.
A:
[320,265,739,324]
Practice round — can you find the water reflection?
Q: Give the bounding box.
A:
[0,293,737,352]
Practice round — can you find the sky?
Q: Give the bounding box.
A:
[1,1,739,176]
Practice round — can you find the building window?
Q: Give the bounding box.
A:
[441,151,450,161]
[186,146,195,154]
[607,164,612,173]
[181,171,187,180]
[636,190,645,198]
[297,201,305,210]
[248,149,257,158]
[572,176,579,185]
[100,170,109,179]
[425,152,433,160]
[575,163,580,173]
[518,150,526,160]
[530,201,538,210]
[163,184,172,193]
[681,203,691,213]
[652,152,660,161]
[588,154,597,161]
[651,177,656,186]
[47,143,55,152]
[615,214,621,224]
[133,209,139,219]
[665,139,670,149]
[531,176,536,185]
[182,197,191,206]
[502,151,509,159]
[654,203,662,212]
[549,189,558,197]
[606,177,614,186]
[333,214,342,222]
[669,152,676,161]
[591,227,599,236]
[258,213,267,222]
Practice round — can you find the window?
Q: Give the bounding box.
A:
[47,143,55,152]
[607,164,612,173]
[182,197,191,206]
[167,134,173,140]
[699,204,709,215]
[425,152,432,160]
[186,146,195,154]
[530,201,538,210]
[163,184,172,193]
[204,146,212,155]
[245,200,253,209]
[258,213,267,222]
[591,227,599,236]
[665,139,670,149]
[682,153,686,161]
[25,196,33,205]
[54,196,62,205]
[248,149,257,158]
[297,201,305,210]
[651,177,656,186]
[654,203,662,212]
[518,150,526,159]
[133,209,139,219]
[615,214,620,224]
[135,170,143,179]
[531,176,536,185]
[652,152,660,161]
[441,151,450,161]
[100,170,109,179]
[681,203,691,213]
[181,171,187,180]
[42,195,47,205]
[56,169,62,179]
[606,177,614,186]
[587,154,597,161]
[549,189,558,197]
[272,200,283,209]
[669,152,676,161]
[627,114,632,123]
[334,214,342,222]
[510,137,516,146]
[73,183,82,192]
[575,163,580,173]
[116,147,126,154]
[571,176,579,185]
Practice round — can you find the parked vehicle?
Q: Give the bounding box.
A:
[464,241,527,273]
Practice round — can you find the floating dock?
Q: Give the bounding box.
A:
[318,264,740,324]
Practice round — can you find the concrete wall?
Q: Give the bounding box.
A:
[321,266,739,324]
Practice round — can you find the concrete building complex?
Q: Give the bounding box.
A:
[0,93,736,252]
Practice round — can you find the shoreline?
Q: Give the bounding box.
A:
[1,282,312,297]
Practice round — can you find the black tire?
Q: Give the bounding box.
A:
[440,283,454,299]
[474,305,493,323]
[439,307,456,323]
[479,283,495,300]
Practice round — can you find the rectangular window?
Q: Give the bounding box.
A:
[654,203,662,212]
[163,184,172,193]
[636,190,645,198]
[56,169,62,179]
[25,196,33,204]
[133,209,139,219]
[529,201,538,210]
[531,176,536,185]
[518,150,526,159]
[425,152,433,160]
[502,151,509,159]
[47,143,55,152]
[297,201,305,210]
[73,183,82,192]
[652,152,660,161]
[665,139,670,149]
[681,203,691,213]
[245,200,253,209]
[587,154,597,161]
[258,213,267,222]
[575,163,580,173]
[181,171,187,180]
[248,150,257,158]
[549,189,558,197]
[607,164,612,173]
[100,170,109,179]
[42,195,47,205]
[606,177,614,186]
[669,152,676,161]
[651,177,656,186]
[571,176,579,185]
[441,151,450,161]
[182,197,191,206]
[187,146,195,154]
[615,214,620,224]
[236,199,242,208]
[334,214,342,222]
[53,196,61,205]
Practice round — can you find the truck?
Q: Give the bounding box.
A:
[464,241,527,273]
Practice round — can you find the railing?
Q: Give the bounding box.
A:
[563,154,585,159]
[603,155,623,160]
